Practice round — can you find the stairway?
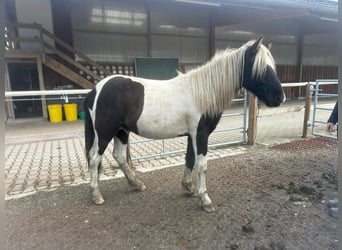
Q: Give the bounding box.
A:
[5,22,111,89]
[43,55,94,89]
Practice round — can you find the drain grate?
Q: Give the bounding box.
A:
[271,137,337,151]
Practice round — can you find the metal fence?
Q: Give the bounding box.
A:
[5,89,248,160]
[311,79,338,139]
[129,90,248,160]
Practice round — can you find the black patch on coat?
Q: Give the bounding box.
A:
[185,136,195,169]
[84,89,96,156]
[242,45,284,107]
[86,77,144,155]
[185,113,222,170]
[116,129,129,144]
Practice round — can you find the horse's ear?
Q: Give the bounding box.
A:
[251,36,263,53]
[265,39,273,50]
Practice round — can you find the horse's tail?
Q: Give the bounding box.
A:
[84,90,96,161]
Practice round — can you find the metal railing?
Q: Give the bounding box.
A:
[5,89,248,160]
[7,80,337,160]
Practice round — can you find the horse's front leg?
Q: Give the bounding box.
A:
[196,154,214,212]
[182,136,196,196]
[184,132,214,212]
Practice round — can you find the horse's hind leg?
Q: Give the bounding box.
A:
[88,133,114,205]
[113,130,146,191]
[88,141,105,205]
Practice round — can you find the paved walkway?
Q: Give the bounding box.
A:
[5,99,337,200]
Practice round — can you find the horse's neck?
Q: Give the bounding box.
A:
[183,49,244,117]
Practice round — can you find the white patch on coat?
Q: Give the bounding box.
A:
[136,75,201,139]
[196,154,212,206]
[112,137,127,165]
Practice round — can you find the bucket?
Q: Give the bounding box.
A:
[78,110,86,120]
[47,104,63,123]
[63,103,78,122]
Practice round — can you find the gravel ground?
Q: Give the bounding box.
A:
[5,137,338,250]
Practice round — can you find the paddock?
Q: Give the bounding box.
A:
[4,0,339,249]
[5,90,338,250]
[5,134,337,249]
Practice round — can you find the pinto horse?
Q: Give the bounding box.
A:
[84,37,285,212]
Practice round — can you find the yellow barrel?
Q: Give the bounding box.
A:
[47,104,63,123]
[63,103,78,122]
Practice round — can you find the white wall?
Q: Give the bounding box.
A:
[15,0,54,50]
[15,0,53,32]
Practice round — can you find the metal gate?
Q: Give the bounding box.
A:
[311,79,338,139]
[5,88,248,161]
[129,90,248,160]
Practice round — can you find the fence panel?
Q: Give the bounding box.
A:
[311,80,338,139]
[5,89,248,160]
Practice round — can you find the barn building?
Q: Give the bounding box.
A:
[4,0,338,120]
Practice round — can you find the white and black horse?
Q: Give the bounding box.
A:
[84,37,285,212]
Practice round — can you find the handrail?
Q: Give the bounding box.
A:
[42,41,101,81]
[281,82,315,87]
[5,22,112,86]
[39,25,111,76]
[5,89,91,97]
[6,81,337,99]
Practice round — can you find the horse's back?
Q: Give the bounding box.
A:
[85,74,200,139]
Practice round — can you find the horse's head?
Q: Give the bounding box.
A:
[242,37,285,107]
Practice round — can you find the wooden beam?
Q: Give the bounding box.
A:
[209,12,216,58]
[302,83,312,138]
[247,93,258,145]
[296,30,304,82]
[4,63,13,120]
[43,41,101,81]
[5,50,42,59]
[43,55,94,89]
[146,4,152,58]
[36,57,48,119]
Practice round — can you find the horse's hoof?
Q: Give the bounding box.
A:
[184,190,197,197]
[133,180,146,191]
[91,189,105,205]
[202,203,215,213]
[182,181,196,196]
[92,196,105,205]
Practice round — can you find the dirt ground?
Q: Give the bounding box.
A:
[5,137,338,250]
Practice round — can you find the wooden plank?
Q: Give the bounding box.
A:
[40,25,111,75]
[43,42,101,81]
[4,63,14,120]
[5,50,42,59]
[302,83,312,138]
[247,93,258,145]
[43,55,94,89]
[36,57,48,119]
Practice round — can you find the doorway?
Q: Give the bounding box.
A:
[7,63,43,119]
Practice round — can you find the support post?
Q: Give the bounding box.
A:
[302,82,312,138]
[146,4,152,58]
[4,63,13,120]
[209,12,216,58]
[247,93,258,145]
[37,56,48,118]
[296,30,304,96]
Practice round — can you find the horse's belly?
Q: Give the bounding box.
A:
[136,113,189,139]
